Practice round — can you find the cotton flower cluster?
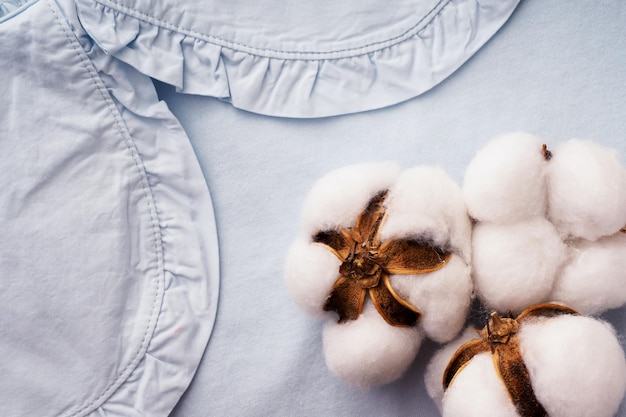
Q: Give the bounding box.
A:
[426,310,626,417]
[425,133,626,417]
[284,162,473,387]
[463,133,626,314]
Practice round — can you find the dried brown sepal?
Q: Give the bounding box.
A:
[369,276,421,327]
[378,239,451,275]
[313,229,353,260]
[541,144,553,161]
[442,303,579,417]
[494,339,548,417]
[354,190,388,244]
[515,302,578,321]
[443,339,490,388]
[323,276,366,323]
[315,190,452,327]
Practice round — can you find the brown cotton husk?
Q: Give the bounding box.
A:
[313,190,451,327]
[443,303,578,417]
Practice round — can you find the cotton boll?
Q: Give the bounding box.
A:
[322,302,423,387]
[284,236,341,317]
[519,315,626,417]
[547,139,626,241]
[381,166,473,263]
[463,132,548,224]
[472,218,566,313]
[300,162,400,235]
[390,255,472,343]
[441,353,520,417]
[425,327,478,411]
[552,233,626,314]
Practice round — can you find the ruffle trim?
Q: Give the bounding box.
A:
[56,0,220,414]
[84,56,220,417]
[76,0,520,118]
[0,0,35,20]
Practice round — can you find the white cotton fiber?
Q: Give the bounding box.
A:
[284,236,343,317]
[472,217,566,313]
[463,132,548,224]
[381,166,473,263]
[425,327,478,411]
[286,162,474,387]
[519,315,626,417]
[390,255,472,343]
[552,232,626,315]
[322,302,423,387]
[441,353,520,417]
[300,162,400,235]
[547,139,626,241]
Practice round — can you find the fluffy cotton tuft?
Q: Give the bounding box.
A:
[284,236,343,317]
[425,327,478,410]
[547,139,626,241]
[441,353,520,417]
[471,218,566,313]
[322,303,423,387]
[391,255,472,343]
[463,135,626,313]
[429,314,626,417]
[552,232,626,314]
[463,132,548,224]
[285,162,474,387]
[381,166,473,263]
[300,162,400,235]
[520,315,626,417]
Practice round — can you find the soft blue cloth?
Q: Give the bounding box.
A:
[75,0,519,118]
[154,1,626,416]
[0,0,218,415]
[2,0,626,416]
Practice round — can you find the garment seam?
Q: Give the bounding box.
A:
[0,0,38,23]
[45,1,164,416]
[91,0,452,60]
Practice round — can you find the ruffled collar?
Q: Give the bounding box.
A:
[76,0,519,117]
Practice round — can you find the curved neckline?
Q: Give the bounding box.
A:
[76,0,521,117]
[93,0,450,60]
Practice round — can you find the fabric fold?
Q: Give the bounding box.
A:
[76,0,520,118]
[0,0,219,414]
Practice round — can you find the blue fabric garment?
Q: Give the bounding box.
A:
[2,0,626,416]
[0,0,30,18]
[0,0,218,415]
[75,0,520,117]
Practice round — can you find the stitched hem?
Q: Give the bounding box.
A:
[75,0,519,118]
[46,0,166,415]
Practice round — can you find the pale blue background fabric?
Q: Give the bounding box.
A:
[155,1,626,416]
[1,0,625,416]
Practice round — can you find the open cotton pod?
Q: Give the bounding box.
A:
[426,303,626,417]
[284,162,473,387]
[464,133,626,315]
